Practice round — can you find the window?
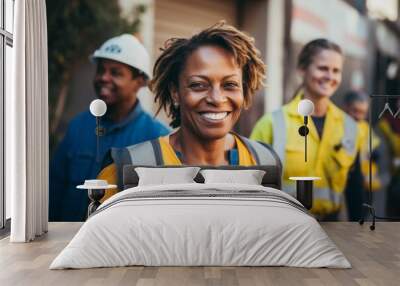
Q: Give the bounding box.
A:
[1,0,14,232]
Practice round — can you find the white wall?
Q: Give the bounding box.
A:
[265,0,285,112]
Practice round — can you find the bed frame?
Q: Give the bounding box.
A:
[123,165,282,190]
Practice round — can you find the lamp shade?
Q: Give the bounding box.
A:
[298,99,314,116]
[89,99,107,117]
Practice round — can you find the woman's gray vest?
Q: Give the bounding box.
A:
[105,135,282,190]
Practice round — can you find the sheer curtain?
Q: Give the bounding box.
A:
[7,0,48,242]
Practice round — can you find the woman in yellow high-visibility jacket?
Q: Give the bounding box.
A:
[251,39,362,220]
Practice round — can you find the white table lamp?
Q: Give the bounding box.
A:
[90,99,107,117]
[298,99,314,162]
[89,99,107,163]
[293,99,320,210]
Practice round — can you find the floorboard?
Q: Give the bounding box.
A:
[0,222,399,286]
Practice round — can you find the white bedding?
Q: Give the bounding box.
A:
[50,183,351,269]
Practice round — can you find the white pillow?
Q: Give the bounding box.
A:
[135,167,201,186]
[200,169,266,185]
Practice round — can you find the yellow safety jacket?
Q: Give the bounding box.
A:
[251,92,362,216]
[358,120,381,191]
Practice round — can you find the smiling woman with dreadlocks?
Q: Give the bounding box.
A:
[97,22,279,200]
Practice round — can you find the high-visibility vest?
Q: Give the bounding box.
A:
[108,133,282,191]
[251,94,361,216]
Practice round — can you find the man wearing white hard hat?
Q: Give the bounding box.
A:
[50,34,170,222]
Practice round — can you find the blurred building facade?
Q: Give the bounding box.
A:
[58,0,400,139]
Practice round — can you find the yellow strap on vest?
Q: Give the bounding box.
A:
[158,135,258,166]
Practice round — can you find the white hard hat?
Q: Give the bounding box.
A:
[91,34,151,79]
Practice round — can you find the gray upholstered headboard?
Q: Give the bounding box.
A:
[123,165,282,190]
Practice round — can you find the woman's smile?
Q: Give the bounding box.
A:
[199,111,230,122]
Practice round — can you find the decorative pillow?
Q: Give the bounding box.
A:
[135,167,201,186]
[200,169,266,185]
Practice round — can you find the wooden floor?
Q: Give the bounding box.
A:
[0,222,399,286]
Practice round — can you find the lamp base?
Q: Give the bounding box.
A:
[296,180,313,210]
[359,203,400,231]
[87,189,105,218]
[289,177,320,210]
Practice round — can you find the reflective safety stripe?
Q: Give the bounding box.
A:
[125,141,158,165]
[239,135,278,165]
[342,114,358,154]
[283,183,341,206]
[111,140,160,190]
[271,110,286,170]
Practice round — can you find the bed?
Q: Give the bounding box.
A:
[50,165,350,269]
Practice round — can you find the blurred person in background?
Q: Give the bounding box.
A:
[50,34,170,222]
[343,90,381,221]
[377,98,400,217]
[97,22,280,201]
[251,39,362,221]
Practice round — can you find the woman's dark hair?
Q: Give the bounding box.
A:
[344,90,369,106]
[297,38,343,70]
[149,22,266,128]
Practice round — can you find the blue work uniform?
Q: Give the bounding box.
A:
[49,101,170,221]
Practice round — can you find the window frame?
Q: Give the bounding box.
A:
[0,0,14,232]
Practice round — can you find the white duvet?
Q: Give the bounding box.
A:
[50,183,351,269]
